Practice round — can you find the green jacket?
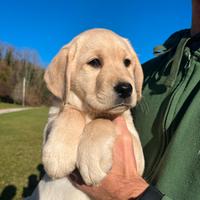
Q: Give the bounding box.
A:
[133,30,200,200]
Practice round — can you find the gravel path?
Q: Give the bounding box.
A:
[0,107,32,115]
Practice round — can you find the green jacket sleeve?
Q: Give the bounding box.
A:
[134,30,200,200]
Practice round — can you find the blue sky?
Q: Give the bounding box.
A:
[0,0,191,67]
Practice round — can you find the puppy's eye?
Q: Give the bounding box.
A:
[87,58,101,68]
[124,59,131,67]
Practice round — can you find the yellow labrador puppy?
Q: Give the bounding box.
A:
[27,29,144,200]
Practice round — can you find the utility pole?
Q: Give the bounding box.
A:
[22,77,26,107]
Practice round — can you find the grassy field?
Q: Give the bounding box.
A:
[0,107,49,200]
[0,103,22,109]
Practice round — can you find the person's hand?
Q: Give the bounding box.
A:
[70,116,149,200]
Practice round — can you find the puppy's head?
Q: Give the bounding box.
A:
[45,29,143,115]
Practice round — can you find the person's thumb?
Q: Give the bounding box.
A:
[113,116,130,136]
[112,116,137,176]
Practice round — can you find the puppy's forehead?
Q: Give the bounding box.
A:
[77,29,129,52]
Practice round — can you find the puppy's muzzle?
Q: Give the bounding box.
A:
[114,82,132,99]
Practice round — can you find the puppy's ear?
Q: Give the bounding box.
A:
[133,54,143,101]
[123,39,144,101]
[44,45,73,102]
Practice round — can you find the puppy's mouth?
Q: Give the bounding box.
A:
[106,103,131,113]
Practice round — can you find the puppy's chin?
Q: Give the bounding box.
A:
[85,95,135,116]
[106,104,130,115]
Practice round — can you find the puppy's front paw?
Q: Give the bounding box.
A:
[77,119,116,185]
[42,107,86,179]
[42,139,76,179]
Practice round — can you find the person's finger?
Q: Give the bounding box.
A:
[69,169,85,185]
[75,182,98,198]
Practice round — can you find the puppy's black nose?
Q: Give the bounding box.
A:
[114,82,132,98]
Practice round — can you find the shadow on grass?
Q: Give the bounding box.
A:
[22,164,45,198]
[0,185,17,200]
[0,164,45,199]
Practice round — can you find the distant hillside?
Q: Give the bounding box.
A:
[0,42,51,106]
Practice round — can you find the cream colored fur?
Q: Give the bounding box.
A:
[27,29,144,200]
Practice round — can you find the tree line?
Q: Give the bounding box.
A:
[0,42,51,106]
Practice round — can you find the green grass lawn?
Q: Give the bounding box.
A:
[0,102,22,109]
[0,107,49,200]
